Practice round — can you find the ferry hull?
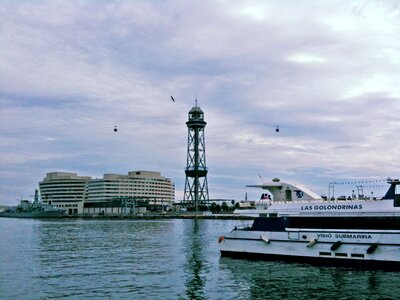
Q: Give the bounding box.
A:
[219,229,400,270]
[220,250,400,270]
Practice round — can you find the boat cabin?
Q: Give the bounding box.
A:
[383,178,400,206]
[247,178,322,203]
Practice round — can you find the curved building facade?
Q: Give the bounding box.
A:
[39,172,92,215]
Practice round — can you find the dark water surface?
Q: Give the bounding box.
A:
[1,218,399,299]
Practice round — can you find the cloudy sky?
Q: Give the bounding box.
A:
[1,0,399,205]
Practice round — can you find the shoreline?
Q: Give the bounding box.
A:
[0,213,255,220]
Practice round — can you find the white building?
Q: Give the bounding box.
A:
[39,171,175,215]
[39,172,92,215]
[83,171,175,214]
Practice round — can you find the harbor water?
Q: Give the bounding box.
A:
[0,218,399,299]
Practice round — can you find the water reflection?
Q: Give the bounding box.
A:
[183,219,206,300]
[34,219,178,298]
[219,257,400,299]
[367,273,379,291]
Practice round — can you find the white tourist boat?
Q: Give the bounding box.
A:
[219,178,400,269]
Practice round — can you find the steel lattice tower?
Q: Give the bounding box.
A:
[183,102,209,210]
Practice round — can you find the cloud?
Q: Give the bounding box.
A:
[0,0,399,205]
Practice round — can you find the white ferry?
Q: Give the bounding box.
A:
[219,178,400,269]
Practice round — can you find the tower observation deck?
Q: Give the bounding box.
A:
[183,102,209,210]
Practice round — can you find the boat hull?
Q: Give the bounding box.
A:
[219,228,400,270]
[0,210,65,218]
[220,250,400,270]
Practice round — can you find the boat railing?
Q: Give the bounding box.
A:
[266,197,384,205]
[327,196,383,202]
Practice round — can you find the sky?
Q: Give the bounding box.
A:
[1,0,399,205]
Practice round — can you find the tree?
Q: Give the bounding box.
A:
[209,202,221,213]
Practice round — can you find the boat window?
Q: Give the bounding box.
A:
[285,190,292,201]
[351,253,364,258]
[334,253,347,257]
[394,195,400,207]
